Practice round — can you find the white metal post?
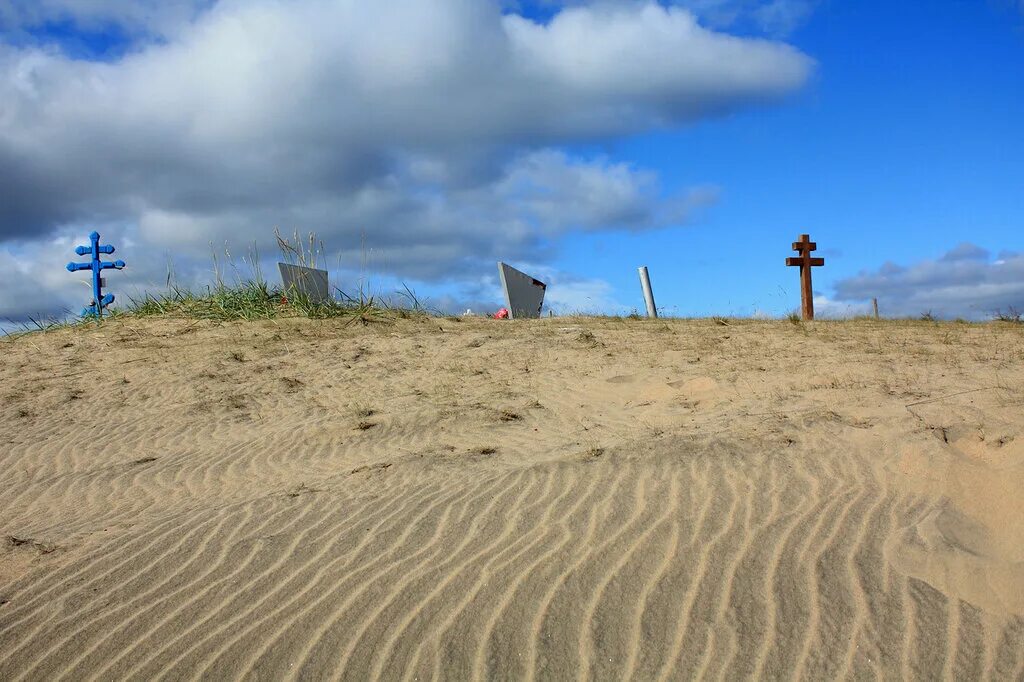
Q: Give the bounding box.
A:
[638,266,657,318]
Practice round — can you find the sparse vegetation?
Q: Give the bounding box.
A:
[275,228,324,270]
[351,403,375,419]
[279,377,304,392]
[350,462,392,475]
[122,278,427,325]
[994,307,1022,324]
[225,395,248,410]
[6,536,56,554]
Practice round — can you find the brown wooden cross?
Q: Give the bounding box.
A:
[786,233,824,320]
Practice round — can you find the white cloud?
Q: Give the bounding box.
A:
[0,0,812,321]
[515,1,819,35]
[810,295,872,319]
[832,244,1024,319]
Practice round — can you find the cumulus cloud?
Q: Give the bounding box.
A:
[514,0,819,35]
[0,0,812,321]
[832,243,1024,319]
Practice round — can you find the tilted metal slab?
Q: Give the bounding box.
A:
[497,262,546,319]
[278,262,330,303]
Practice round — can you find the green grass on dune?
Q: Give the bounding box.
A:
[124,280,430,323]
[1,281,432,340]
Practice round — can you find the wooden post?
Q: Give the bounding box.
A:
[785,233,825,320]
[872,298,879,320]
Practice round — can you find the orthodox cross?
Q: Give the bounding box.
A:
[66,231,126,319]
[785,233,824,320]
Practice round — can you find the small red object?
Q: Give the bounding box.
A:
[280,295,288,305]
[493,307,509,319]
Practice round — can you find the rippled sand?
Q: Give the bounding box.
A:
[2,315,1022,679]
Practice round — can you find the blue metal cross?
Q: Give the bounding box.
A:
[66,231,126,319]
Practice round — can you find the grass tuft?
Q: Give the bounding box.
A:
[120,278,429,325]
[994,307,1022,324]
[576,329,599,347]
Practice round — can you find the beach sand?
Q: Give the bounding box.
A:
[1,315,1022,679]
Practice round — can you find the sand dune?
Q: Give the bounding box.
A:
[2,316,1023,679]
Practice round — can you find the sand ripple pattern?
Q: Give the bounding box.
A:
[3,317,1024,680]
[2,446,1022,680]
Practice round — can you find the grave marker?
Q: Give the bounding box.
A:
[638,266,657,318]
[785,233,824,320]
[278,262,330,304]
[66,231,125,319]
[497,262,546,319]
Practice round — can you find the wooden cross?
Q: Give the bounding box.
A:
[786,233,824,320]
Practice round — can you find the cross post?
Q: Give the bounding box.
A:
[785,233,824,320]
[66,231,126,319]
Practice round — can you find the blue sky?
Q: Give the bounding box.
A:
[1,0,1022,324]
[550,1,1024,317]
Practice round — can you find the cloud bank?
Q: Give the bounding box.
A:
[833,244,1024,319]
[0,0,813,321]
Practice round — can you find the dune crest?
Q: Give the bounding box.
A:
[2,316,1023,679]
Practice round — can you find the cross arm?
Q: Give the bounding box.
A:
[785,257,824,267]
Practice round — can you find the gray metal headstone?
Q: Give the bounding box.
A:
[278,262,329,303]
[497,262,546,319]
